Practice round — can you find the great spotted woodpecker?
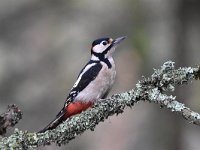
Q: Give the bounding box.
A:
[39,36,126,133]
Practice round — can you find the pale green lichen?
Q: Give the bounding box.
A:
[161,61,175,72]
[148,88,160,101]
[167,100,185,112]
[191,112,200,120]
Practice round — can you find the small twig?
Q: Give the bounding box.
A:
[0,104,22,135]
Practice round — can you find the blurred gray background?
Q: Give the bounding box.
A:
[0,0,200,150]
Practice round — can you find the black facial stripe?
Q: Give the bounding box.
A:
[91,52,112,68]
[102,43,113,55]
[92,52,104,60]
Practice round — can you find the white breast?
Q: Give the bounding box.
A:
[74,57,116,102]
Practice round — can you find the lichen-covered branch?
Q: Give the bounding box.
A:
[0,61,200,149]
[0,104,22,136]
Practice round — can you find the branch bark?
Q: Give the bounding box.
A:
[0,61,200,149]
[0,104,22,136]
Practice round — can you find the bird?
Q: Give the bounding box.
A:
[38,36,126,133]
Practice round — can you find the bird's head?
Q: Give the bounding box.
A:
[91,36,126,60]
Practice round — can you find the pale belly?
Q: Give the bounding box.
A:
[74,60,116,102]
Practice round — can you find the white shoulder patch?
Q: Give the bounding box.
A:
[72,63,96,88]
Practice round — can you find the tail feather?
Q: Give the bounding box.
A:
[38,109,65,133]
[38,101,94,133]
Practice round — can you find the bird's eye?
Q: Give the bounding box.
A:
[102,41,108,45]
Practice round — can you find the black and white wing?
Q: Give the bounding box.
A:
[65,61,102,106]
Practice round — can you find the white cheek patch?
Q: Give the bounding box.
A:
[93,44,110,53]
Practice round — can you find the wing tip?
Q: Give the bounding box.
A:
[37,110,65,133]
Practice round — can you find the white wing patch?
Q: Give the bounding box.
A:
[72,63,96,89]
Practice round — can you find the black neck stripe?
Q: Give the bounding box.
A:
[102,58,112,68]
[91,52,112,68]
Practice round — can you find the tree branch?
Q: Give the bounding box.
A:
[0,61,200,149]
[0,104,22,136]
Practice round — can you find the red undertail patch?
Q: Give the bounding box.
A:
[64,101,93,119]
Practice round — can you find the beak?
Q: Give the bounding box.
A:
[112,36,127,46]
